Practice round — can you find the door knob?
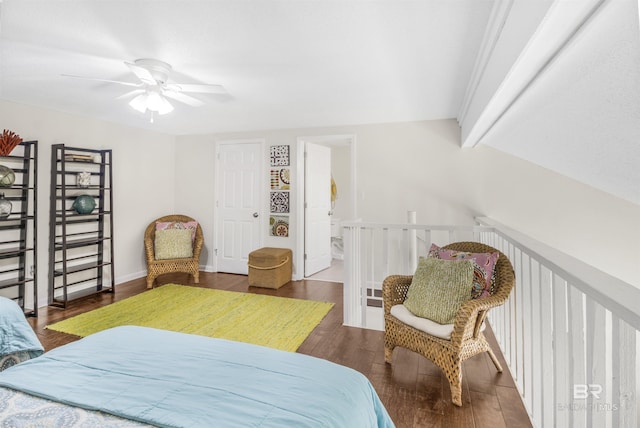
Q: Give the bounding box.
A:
[253,212,259,218]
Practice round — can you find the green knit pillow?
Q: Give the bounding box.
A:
[154,229,193,260]
[403,257,474,324]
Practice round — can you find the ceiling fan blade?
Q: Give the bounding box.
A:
[163,90,205,107]
[62,74,142,87]
[124,61,156,85]
[166,83,226,94]
[116,89,145,100]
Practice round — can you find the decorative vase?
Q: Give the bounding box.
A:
[77,171,91,188]
[72,194,96,214]
[0,193,12,219]
[0,165,15,187]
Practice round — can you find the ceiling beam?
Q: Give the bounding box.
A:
[459,0,608,148]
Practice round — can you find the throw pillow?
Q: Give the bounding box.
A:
[154,229,193,260]
[156,220,198,242]
[403,257,474,324]
[428,243,499,299]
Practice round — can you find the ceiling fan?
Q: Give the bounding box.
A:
[64,58,226,118]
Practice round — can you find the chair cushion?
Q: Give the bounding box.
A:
[403,257,474,324]
[389,304,486,340]
[156,220,198,242]
[154,229,193,260]
[390,304,455,340]
[428,243,499,299]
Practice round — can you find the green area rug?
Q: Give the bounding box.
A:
[47,284,334,352]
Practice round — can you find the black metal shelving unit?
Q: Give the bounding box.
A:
[0,140,38,316]
[49,144,114,307]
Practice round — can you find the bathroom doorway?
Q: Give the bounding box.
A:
[295,134,356,282]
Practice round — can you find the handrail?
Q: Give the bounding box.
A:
[477,217,640,330]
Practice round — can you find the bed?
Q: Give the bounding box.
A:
[0,297,44,371]
[0,325,394,427]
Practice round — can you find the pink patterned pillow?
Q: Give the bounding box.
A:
[428,244,498,299]
[156,221,198,242]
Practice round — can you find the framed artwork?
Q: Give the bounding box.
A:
[270,145,290,166]
[270,191,289,213]
[270,168,290,190]
[270,215,289,237]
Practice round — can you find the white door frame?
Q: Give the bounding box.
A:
[213,138,265,273]
[295,134,357,280]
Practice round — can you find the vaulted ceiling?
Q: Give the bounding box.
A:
[1,0,639,206]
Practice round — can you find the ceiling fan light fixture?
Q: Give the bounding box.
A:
[128,90,174,115]
[129,92,149,113]
[147,91,174,115]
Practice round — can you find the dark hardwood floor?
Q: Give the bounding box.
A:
[29,272,532,428]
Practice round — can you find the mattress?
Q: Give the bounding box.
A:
[0,325,394,427]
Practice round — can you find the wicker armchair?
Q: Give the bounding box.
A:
[383,241,514,406]
[144,214,204,289]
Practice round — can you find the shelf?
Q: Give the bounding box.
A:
[0,246,32,259]
[49,286,114,307]
[49,144,114,309]
[55,185,111,190]
[0,277,34,290]
[55,217,102,225]
[54,210,112,216]
[0,140,38,316]
[54,236,108,250]
[53,261,112,276]
[0,218,36,229]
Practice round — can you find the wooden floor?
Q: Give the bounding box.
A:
[29,272,532,428]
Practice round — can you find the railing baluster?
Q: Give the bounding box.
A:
[540,265,555,427]
[530,258,542,424]
[569,283,587,427]
[586,297,607,427]
[521,251,533,410]
[611,317,637,427]
[553,273,570,428]
[515,247,524,392]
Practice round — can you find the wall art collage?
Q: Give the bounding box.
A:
[269,145,290,237]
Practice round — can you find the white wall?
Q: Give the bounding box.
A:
[0,100,176,307]
[175,120,487,278]
[472,145,640,288]
[176,119,640,289]
[2,97,637,308]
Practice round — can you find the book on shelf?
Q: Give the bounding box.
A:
[64,154,94,162]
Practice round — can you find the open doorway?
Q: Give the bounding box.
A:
[295,135,356,282]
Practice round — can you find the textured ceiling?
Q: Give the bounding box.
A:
[1,0,639,207]
[0,0,494,135]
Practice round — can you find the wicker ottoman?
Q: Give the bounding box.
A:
[248,247,292,289]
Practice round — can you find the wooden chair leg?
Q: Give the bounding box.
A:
[193,271,200,284]
[146,274,155,289]
[487,347,503,372]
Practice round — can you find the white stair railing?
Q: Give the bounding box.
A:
[342,217,639,428]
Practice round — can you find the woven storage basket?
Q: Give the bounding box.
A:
[248,247,292,289]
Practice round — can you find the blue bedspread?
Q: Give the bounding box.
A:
[0,326,394,427]
[0,297,43,358]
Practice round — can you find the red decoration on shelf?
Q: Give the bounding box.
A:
[0,130,23,156]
